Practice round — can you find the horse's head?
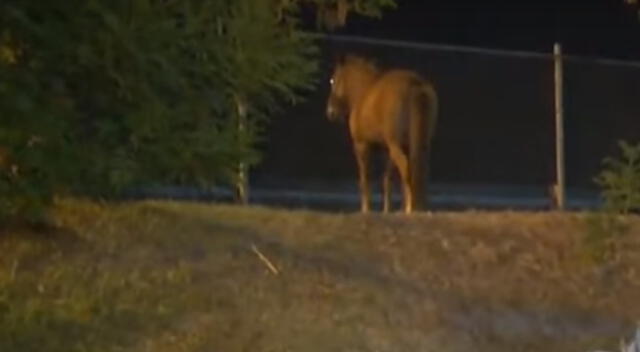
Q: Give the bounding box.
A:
[326,56,350,122]
[327,55,379,122]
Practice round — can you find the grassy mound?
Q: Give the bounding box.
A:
[1,200,639,351]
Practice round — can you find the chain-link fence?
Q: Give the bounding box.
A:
[245,35,640,211]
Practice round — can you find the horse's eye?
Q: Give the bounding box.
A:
[330,78,334,86]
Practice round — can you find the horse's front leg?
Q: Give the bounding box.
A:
[354,142,371,213]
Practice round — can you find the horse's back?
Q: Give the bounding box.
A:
[368,69,428,113]
[355,69,428,142]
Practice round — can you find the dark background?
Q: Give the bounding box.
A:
[252,1,640,198]
[326,0,640,59]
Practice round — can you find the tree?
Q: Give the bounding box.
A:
[0,0,395,221]
[624,0,640,18]
[311,0,395,29]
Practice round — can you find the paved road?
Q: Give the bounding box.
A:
[125,184,602,212]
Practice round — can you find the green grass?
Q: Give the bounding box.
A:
[1,199,639,351]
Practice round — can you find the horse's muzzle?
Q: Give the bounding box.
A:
[326,105,345,122]
[327,105,338,121]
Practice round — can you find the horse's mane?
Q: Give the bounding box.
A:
[341,55,380,76]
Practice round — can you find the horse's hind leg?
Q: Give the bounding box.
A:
[354,142,371,213]
[387,143,413,214]
[383,155,393,213]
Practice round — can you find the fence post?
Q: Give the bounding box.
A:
[553,43,566,210]
[235,95,249,205]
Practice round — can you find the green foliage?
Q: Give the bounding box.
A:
[595,141,640,214]
[583,141,640,264]
[312,0,396,16]
[0,0,395,221]
[310,0,396,29]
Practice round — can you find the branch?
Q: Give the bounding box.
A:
[251,244,280,275]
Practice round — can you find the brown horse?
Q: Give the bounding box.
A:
[326,55,438,213]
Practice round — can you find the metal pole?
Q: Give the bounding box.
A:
[235,95,249,205]
[554,43,566,210]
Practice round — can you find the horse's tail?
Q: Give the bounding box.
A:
[409,79,438,210]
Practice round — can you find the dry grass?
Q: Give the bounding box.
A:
[1,199,640,351]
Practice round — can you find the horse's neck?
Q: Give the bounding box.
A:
[347,70,378,111]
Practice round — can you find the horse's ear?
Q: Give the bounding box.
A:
[334,53,346,65]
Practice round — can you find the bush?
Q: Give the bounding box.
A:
[0,0,316,220]
[595,141,640,214]
[583,141,640,264]
[0,0,396,222]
